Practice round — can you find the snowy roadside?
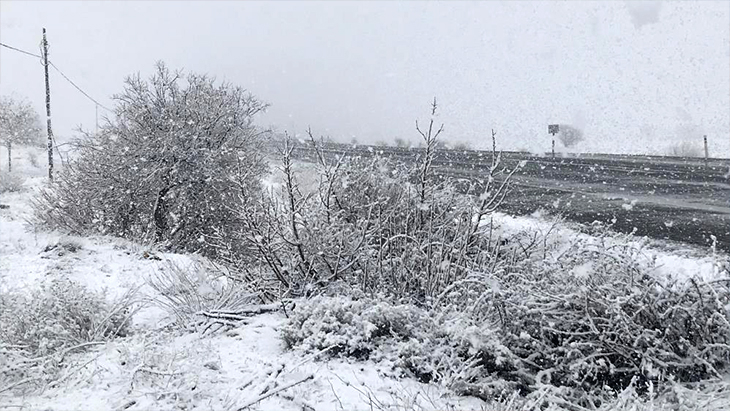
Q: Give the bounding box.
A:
[275,156,727,285]
[489,209,727,284]
[0,172,485,411]
[2,150,728,411]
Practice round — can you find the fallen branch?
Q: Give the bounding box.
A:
[196,303,281,322]
[236,374,314,410]
[130,365,184,390]
[115,400,137,411]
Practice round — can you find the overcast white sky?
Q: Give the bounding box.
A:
[1,1,728,155]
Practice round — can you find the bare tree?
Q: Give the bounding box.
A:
[394,137,410,148]
[667,141,702,157]
[557,124,584,148]
[451,141,472,150]
[0,95,44,172]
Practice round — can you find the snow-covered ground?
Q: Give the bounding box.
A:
[0,149,487,411]
[1,147,727,411]
[491,209,726,284]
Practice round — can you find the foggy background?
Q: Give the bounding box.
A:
[1,1,728,156]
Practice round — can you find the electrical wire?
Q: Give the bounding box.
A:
[0,42,41,58]
[48,62,113,112]
[1,41,112,112]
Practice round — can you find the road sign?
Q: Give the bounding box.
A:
[548,124,559,158]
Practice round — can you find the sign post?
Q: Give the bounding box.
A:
[548,124,559,159]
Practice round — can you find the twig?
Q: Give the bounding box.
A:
[328,378,346,411]
[236,374,314,410]
[289,344,339,372]
[115,400,137,411]
[130,364,183,390]
[0,376,42,394]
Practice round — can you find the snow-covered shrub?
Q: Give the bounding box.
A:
[491,228,730,407]
[283,296,524,399]
[32,62,268,261]
[249,102,521,303]
[282,295,431,359]
[0,278,137,393]
[0,278,132,355]
[283,225,730,407]
[0,171,25,193]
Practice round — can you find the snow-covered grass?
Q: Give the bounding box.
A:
[1,310,490,411]
[2,146,729,410]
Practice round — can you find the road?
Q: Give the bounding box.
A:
[291,143,730,253]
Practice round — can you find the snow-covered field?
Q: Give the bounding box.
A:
[1,147,728,411]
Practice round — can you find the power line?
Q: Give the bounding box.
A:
[0,41,41,58]
[1,40,113,112]
[48,61,113,112]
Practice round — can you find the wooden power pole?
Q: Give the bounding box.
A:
[42,28,54,182]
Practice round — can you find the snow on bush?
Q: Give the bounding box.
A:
[257,104,730,406]
[248,104,521,304]
[0,277,137,393]
[283,224,730,408]
[283,295,521,400]
[31,62,268,262]
[0,171,25,193]
[492,229,730,406]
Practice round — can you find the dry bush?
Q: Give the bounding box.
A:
[0,171,25,193]
[282,224,730,409]
[146,259,272,334]
[0,278,138,394]
[242,99,521,304]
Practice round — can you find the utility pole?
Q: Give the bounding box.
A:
[42,28,54,182]
[703,135,709,168]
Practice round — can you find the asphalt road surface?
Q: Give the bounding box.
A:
[292,143,730,253]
